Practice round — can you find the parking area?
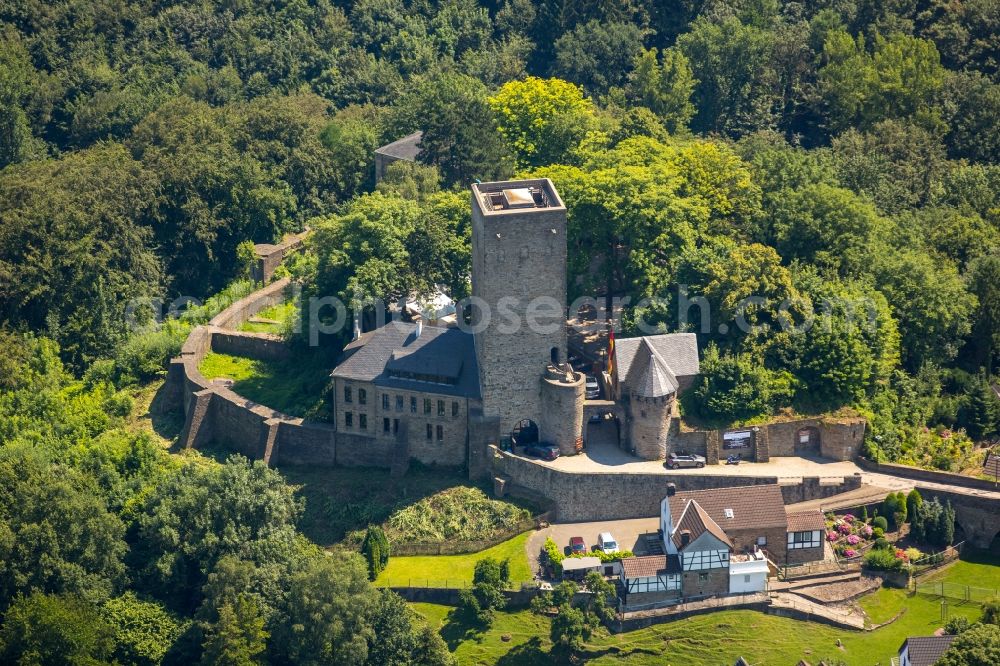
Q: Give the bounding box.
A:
[525,517,660,579]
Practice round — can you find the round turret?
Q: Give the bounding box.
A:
[627,391,674,460]
[539,364,585,455]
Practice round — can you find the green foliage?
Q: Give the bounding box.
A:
[863,547,905,572]
[945,616,972,636]
[872,516,889,532]
[935,622,1000,666]
[384,486,531,543]
[0,592,115,665]
[200,595,269,666]
[458,557,511,626]
[625,47,697,133]
[362,525,391,581]
[983,598,1000,626]
[554,20,648,96]
[689,344,793,425]
[132,456,303,611]
[489,77,597,168]
[102,592,188,666]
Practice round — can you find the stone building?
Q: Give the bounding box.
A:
[374,131,423,183]
[612,333,700,460]
[330,320,480,467]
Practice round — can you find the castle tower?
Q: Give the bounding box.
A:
[540,364,585,455]
[470,179,568,437]
[622,340,677,460]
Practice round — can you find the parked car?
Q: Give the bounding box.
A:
[524,443,560,461]
[585,375,600,399]
[597,532,619,554]
[569,536,587,554]
[667,452,706,469]
[588,412,603,424]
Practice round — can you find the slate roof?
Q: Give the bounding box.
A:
[375,131,423,161]
[621,554,682,579]
[615,333,699,396]
[668,485,788,533]
[786,510,826,533]
[623,339,679,398]
[332,321,480,399]
[899,636,956,666]
[672,499,734,549]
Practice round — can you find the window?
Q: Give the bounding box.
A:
[788,530,821,549]
[437,400,444,416]
[436,425,443,441]
[640,410,647,418]
[358,388,367,405]
[344,386,352,403]
[744,575,751,583]
[393,418,399,434]
[452,401,459,417]
[423,398,431,414]
[410,396,417,413]
[756,536,767,546]
[396,395,403,411]
[345,412,353,428]
[383,418,390,433]
[382,394,389,410]
[359,414,367,430]
[426,423,433,440]
[698,572,708,582]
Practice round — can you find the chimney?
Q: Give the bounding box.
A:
[352,316,361,341]
[666,483,676,497]
[415,319,423,339]
[680,530,691,547]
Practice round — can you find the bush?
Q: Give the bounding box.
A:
[543,537,565,575]
[385,487,532,543]
[874,537,891,550]
[864,548,904,572]
[873,526,885,539]
[945,616,971,635]
[362,525,390,580]
[983,598,1000,625]
[873,516,889,532]
[566,549,634,564]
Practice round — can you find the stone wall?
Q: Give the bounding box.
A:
[251,230,308,284]
[212,329,290,361]
[167,276,398,469]
[857,457,1000,492]
[490,447,862,523]
[696,417,866,463]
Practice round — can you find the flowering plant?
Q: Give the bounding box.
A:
[862,525,873,537]
[842,514,855,523]
[838,523,852,534]
[843,548,858,558]
[827,531,837,542]
[847,534,861,545]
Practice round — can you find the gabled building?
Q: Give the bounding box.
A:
[896,635,956,666]
[621,484,826,608]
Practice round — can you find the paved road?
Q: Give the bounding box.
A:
[522,440,1000,502]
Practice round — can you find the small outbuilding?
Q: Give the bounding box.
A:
[561,556,602,581]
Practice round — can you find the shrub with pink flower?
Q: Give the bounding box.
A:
[847,534,861,545]
[827,531,837,541]
[842,514,855,523]
[862,525,873,538]
[838,523,852,534]
[844,549,858,558]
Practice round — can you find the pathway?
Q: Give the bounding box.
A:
[769,591,867,630]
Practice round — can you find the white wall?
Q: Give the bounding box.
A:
[729,569,767,594]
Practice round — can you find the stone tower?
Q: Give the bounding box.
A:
[622,340,677,460]
[470,179,568,437]
[540,363,585,455]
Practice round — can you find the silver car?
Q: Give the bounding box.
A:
[667,452,706,469]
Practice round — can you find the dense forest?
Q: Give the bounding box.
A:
[0,0,999,662]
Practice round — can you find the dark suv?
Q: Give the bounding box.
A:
[524,443,560,461]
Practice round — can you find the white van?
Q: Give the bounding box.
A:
[598,532,619,554]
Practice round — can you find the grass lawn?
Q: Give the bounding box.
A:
[237,301,297,334]
[197,348,332,419]
[376,531,534,588]
[409,550,1000,665]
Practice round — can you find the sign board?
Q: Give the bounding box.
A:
[723,430,752,449]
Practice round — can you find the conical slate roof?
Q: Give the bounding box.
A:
[624,339,678,398]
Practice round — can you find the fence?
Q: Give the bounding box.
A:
[374,578,531,590]
[910,542,964,579]
[914,580,999,605]
[389,511,553,556]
